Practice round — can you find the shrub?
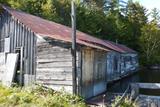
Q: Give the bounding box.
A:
[0,84,86,107]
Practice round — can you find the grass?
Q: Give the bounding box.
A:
[111,96,138,107]
[0,84,87,107]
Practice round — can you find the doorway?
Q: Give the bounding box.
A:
[14,47,24,86]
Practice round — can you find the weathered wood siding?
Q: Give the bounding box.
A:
[0,9,107,98]
[106,51,139,82]
[36,37,73,92]
[93,50,107,96]
[81,47,107,99]
[81,48,94,98]
[121,53,139,75]
[106,51,121,82]
[0,53,5,80]
[0,11,36,84]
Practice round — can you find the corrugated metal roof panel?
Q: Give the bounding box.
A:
[1,5,136,53]
[104,40,136,53]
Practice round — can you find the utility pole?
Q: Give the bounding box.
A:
[71,0,77,94]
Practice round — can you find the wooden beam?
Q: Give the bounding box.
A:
[136,83,160,89]
[71,0,77,94]
[20,46,23,86]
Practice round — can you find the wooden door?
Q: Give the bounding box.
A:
[93,51,106,96]
[2,53,19,87]
[81,48,94,99]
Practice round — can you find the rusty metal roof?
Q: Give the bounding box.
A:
[104,40,136,53]
[2,5,136,53]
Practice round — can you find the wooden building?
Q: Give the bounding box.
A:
[0,5,109,99]
[0,5,138,99]
[104,40,139,82]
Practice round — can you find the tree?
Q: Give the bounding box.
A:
[41,0,62,23]
[150,8,160,24]
[139,22,160,65]
[82,0,106,10]
[76,3,106,37]
[105,0,119,12]
[0,0,45,16]
[127,0,148,26]
[126,0,148,50]
[0,0,22,9]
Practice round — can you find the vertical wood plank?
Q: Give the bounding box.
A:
[20,46,23,86]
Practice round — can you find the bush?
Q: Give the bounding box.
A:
[0,84,86,107]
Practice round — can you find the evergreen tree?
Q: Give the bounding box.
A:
[126,0,148,50]
[151,8,160,24]
[140,22,160,65]
[82,0,106,10]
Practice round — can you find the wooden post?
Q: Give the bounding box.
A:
[20,46,23,86]
[130,83,139,101]
[71,0,77,94]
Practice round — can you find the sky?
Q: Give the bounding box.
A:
[123,0,160,20]
[132,0,160,11]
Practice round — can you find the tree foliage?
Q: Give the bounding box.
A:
[126,0,148,49]
[139,22,160,65]
[150,8,160,24]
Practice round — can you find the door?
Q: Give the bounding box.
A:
[93,51,106,96]
[81,48,94,99]
[2,53,19,87]
[15,47,24,86]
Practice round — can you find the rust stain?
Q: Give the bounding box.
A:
[1,5,136,53]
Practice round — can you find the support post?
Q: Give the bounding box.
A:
[71,0,77,94]
[20,46,23,86]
